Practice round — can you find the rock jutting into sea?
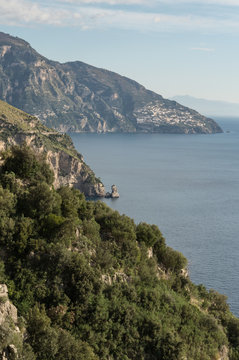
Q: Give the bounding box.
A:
[105,185,120,198]
[0,99,105,198]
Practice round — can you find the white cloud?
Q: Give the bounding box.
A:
[58,0,149,4]
[191,47,215,52]
[167,0,239,4]
[0,0,70,25]
[0,0,239,33]
[151,0,239,4]
[55,0,239,5]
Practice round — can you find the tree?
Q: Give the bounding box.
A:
[136,222,164,248]
[2,145,54,185]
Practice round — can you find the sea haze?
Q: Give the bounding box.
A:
[70,117,239,317]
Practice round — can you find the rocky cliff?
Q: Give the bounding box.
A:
[0,100,105,197]
[0,32,222,134]
[0,284,20,360]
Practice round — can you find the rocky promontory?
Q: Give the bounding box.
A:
[0,100,105,197]
[0,32,222,134]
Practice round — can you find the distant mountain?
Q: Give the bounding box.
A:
[0,32,222,134]
[171,95,239,118]
[0,99,105,197]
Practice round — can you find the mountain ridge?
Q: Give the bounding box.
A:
[0,32,222,134]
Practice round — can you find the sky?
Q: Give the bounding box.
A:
[1,0,239,103]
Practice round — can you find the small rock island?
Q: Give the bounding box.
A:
[105,185,120,198]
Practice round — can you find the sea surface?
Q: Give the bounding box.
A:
[70,117,239,317]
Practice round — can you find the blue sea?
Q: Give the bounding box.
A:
[70,117,239,317]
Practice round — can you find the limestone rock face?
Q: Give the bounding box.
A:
[0,100,105,197]
[0,285,19,360]
[0,284,17,326]
[46,150,105,197]
[1,345,18,360]
[218,345,229,360]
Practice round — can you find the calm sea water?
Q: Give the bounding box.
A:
[70,117,239,317]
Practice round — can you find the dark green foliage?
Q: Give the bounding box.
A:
[136,222,164,248]
[0,185,16,221]
[42,214,65,232]
[57,187,80,219]
[13,216,35,254]
[27,305,58,359]
[96,211,139,267]
[1,144,54,185]
[227,318,239,348]
[0,261,6,283]
[0,171,20,193]
[154,241,187,273]
[0,145,237,360]
[23,182,57,219]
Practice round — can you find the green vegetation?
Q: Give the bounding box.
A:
[0,145,238,359]
[0,100,36,131]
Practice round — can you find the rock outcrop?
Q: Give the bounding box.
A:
[105,185,119,198]
[0,285,20,360]
[0,32,222,134]
[0,284,17,327]
[218,345,229,360]
[111,185,120,198]
[46,149,105,196]
[0,100,105,197]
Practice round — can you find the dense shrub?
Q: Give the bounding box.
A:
[2,145,54,185]
[0,145,236,360]
[136,222,164,248]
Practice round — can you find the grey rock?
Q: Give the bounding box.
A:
[2,345,18,360]
[111,185,119,198]
[0,284,17,327]
[105,185,119,198]
[218,345,229,360]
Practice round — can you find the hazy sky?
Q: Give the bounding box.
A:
[1,0,239,102]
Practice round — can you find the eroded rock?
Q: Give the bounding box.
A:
[105,185,119,198]
[0,285,17,326]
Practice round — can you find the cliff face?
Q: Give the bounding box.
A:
[0,285,17,327]
[0,32,222,134]
[0,100,105,197]
[46,149,105,196]
[0,284,20,360]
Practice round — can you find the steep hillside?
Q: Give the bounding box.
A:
[0,147,238,359]
[0,100,105,197]
[0,32,222,134]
